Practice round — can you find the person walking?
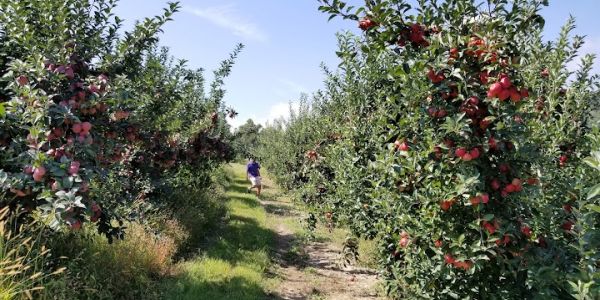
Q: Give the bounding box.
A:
[246,157,262,196]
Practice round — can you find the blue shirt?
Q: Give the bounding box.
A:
[247,162,260,177]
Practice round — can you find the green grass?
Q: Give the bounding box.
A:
[161,164,277,300]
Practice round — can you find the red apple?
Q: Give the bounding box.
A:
[521,226,532,237]
[68,161,80,175]
[32,166,46,182]
[488,83,503,97]
[81,122,92,133]
[491,179,501,190]
[500,76,512,88]
[16,75,29,86]
[358,18,377,30]
[72,123,83,134]
[480,193,489,204]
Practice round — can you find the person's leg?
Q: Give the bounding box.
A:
[256,185,261,196]
[248,176,256,193]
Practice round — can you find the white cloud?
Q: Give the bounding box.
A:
[184,4,268,42]
[266,101,300,124]
[226,115,248,130]
[227,101,300,131]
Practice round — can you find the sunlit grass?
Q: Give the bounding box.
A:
[162,164,277,300]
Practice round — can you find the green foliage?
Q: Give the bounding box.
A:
[232,119,262,159]
[0,0,241,298]
[0,0,239,236]
[257,0,600,298]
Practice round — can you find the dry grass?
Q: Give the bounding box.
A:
[0,208,63,300]
[44,217,189,299]
[114,222,180,276]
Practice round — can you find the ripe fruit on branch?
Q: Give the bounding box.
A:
[440,199,455,211]
[358,18,377,30]
[449,48,459,59]
[69,219,82,230]
[68,161,81,175]
[72,123,83,134]
[394,140,409,151]
[559,154,568,167]
[427,69,445,83]
[23,165,34,174]
[455,147,480,161]
[470,193,489,207]
[32,167,46,182]
[16,75,29,86]
[428,107,447,118]
[453,260,473,271]
[500,76,512,88]
[495,234,511,246]
[81,122,92,133]
[521,226,532,237]
[489,83,503,97]
[562,221,574,231]
[398,236,410,248]
[490,178,501,190]
[482,220,498,235]
[408,23,427,45]
[479,71,489,84]
[487,75,526,103]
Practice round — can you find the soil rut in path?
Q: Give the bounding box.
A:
[260,179,383,300]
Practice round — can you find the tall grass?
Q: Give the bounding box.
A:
[43,178,229,299]
[45,219,188,299]
[0,207,63,300]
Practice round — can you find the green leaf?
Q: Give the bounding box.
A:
[587,183,600,200]
[0,103,5,118]
[587,204,600,214]
[483,214,495,221]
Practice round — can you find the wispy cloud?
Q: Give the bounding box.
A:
[184,4,268,42]
[227,101,300,130]
[273,79,309,99]
[266,101,300,124]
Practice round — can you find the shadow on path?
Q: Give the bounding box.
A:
[162,164,282,300]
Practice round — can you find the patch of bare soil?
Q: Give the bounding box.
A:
[260,197,383,300]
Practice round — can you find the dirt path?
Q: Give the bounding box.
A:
[259,179,383,300]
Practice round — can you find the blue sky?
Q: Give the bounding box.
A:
[114,0,599,129]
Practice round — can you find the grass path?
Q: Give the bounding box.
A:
[162,164,277,299]
[162,163,382,299]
